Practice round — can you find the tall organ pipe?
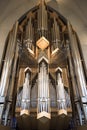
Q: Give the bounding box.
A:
[67,21,87,121]
[52,17,60,49]
[37,58,50,119]
[38,0,48,38]
[0,22,18,97]
[25,16,34,51]
[67,45,82,125]
[0,22,18,123]
[56,67,67,115]
[4,43,19,126]
[8,43,19,101]
[20,68,31,115]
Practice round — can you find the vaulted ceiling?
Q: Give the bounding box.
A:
[0,0,87,69]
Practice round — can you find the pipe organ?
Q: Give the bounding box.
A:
[0,0,87,129]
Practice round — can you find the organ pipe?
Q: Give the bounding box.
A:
[0,22,18,97]
[0,105,4,123]
[25,16,34,52]
[38,0,48,38]
[52,17,60,48]
[4,102,11,126]
[67,44,82,125]
[56,67,67,116]
[37,57,50,119]
[26,17,33,42]
[68,21,87,121]
[8,43,19,101]
[3,43,19,126]
[20,67,31,115]
[0,22,18,122]
[51,17,60,55]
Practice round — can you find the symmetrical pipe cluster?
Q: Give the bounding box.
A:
[37,57,50,119]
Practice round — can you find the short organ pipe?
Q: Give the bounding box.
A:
[56,67,67,116]
[20,67,31,115]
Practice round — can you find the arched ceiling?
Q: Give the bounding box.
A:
[0,0,87,69]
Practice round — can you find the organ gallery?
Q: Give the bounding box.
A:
[0,0,87,130]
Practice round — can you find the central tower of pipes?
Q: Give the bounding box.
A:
[37,57,51,122]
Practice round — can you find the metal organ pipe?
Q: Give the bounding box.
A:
[0,22,18,97]
[67,22,87,121]
[51,16,60,53]
[0,34,11,97]
[53,17,60,44]
[38,0,48,38]
[20,68,31,115]
[25,16,34,51]
[4,102,11,126]
[67,45,82,125]
[52,17,60,49]
[68,22,87,97]
[37,58,50,119]
[56,67,67,115]
[3,43,19,126]
[8,43,19,101]
[0,22,18,124]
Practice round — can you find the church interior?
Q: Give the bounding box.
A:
[0,0,87,130]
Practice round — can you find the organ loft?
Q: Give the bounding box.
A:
[0,0,87,130]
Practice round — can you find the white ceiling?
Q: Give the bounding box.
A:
[0,0,87,69]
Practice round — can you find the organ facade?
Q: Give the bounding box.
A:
[0,0,87,130]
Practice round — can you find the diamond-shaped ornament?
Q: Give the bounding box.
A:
[36,36,49,50]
